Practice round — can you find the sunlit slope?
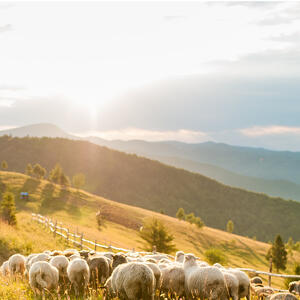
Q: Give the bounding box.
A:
[1,136,300,242]
[0,171,300,289]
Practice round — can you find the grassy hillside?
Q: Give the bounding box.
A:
[0,171,300,292]
[1,136,300,242]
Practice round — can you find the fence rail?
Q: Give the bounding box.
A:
[32,213,300,286]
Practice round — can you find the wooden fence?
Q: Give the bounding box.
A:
[32,213,300,288]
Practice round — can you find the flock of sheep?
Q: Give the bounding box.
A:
[1,248,300,299]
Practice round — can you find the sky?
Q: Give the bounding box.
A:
[1,1,300,150]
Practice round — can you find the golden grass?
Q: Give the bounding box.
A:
[1,171,300,290]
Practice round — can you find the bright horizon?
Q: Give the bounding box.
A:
[1,2,300,150]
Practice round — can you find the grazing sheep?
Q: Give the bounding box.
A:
[183,253,227,300]
[104,276,115,299]
[222,271,239,300]
[69,254,81,261]
[198,261,210,267]
[63,249,79,258]
[29,261,59,293]
[251,276,263,285]
[88,256,110,287]
[252,286,274,300]
[159,258,172,264]
[146,258,157,264]
[50,250,63,256]
[145,262,162,291]
[25,253,38,272]
[289,281,300,295]
[227,268,250,300]
[49,255,69,281]
[8,254,26,275]
[67,258,90,295]
[268,292,298,300]
[30,253,50,266]
[144,254,168,262]
[158,263,169,270]
[112,254,128,270]
[175,251,185,263]
[160,265,185,298]
[111,262,155,300]
[0,260,10,275]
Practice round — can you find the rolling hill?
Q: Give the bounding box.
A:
[1,170,299,291]
[2,123,300,202]
[1,136,300,242]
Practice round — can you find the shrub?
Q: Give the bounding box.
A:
[204,248,226,265]
[284,263,300,288]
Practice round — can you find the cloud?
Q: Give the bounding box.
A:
[76,128,209,143]
[0,24,12,33]
[240,126,300,137]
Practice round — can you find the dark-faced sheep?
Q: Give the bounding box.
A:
[289,281,300,295]
[88,256,110,288]
[112,254,128,270]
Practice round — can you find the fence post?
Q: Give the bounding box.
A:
[53,220,57,237]
[80,233,83,250]
[94,240,97,252]
[66,228,69,245]
[268,257,273,287]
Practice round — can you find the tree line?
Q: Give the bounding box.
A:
[1,160,86,189]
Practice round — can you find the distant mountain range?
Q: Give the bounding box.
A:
[1,134,300,242]
[2,123,300,202]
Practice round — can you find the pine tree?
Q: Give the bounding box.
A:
[25,163,33,176]
[176,208,185,220]
[1,160,8,170]
[226,220,234,233]
[33,163,46,179]
[139,218,176,253]
[267,235,287,272]
[49,164,63,184]
[0,192,17,225]
[60,173,70,187]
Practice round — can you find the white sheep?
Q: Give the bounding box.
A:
[111,262,155,300]
[29,253,50,266]
[69,254,81,261]
[222,271,239,300]
[67,258,90,295]
[175,251,185,263]
[145,262,162,291]
[268,293,298,300]
[198,261,210,267]
[8,253,26,275]
[227,268,250,300]
[160,265,185,298]
[49,255,69,281]
[29,261,59,293]
[183,253,227,300]
[0,260,10,275]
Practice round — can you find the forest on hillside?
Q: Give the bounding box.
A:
[0,135,300,242]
